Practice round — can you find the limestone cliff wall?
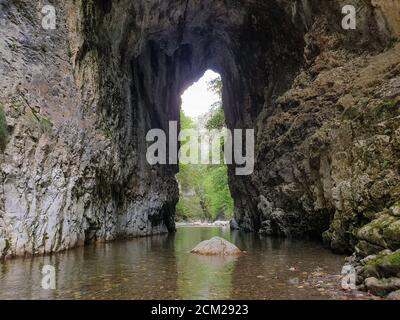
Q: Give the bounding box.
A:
[372,0,400,37]
[0,0,178,258]
[231,1,400,257]
[0,0,399,260]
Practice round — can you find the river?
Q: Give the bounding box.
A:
[0,226,354,299]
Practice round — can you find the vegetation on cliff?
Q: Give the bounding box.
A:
[176,77,233,222]
[0,104,8,151]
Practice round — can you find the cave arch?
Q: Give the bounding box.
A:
[1,0,398,258]
[77,0,307,237]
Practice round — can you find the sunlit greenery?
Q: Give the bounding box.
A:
[206,106,225,131]
[176,76,233,222]
[206,77,225,131]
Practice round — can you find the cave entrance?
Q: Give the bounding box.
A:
[129,0,306,234]
[175,70,233,223]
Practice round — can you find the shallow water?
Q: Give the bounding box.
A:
[0,227,347,300]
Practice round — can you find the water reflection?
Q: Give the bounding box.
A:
[0,227,345,300]
[230,234,345,300]
[0,234,178,299]
[174,227,237,299]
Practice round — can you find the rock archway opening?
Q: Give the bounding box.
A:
[1,0,399,261]
[124,1,306,235]
[11,0,399,259]
[176,70,234,222]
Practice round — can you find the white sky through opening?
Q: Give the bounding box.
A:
[181,70,221,118]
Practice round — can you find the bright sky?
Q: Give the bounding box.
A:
[181,70,221,118]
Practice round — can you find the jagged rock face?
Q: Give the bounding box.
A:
[246,3,400,254]
[0,0,399,258]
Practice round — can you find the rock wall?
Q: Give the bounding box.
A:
[371,0,400,38]
[0,0,399,273]
[229,0,400,257]
[0,0,178,258]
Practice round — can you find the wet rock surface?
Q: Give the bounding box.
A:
[191,236,241,256]
[354,249,400,298]
[303,268,380,300]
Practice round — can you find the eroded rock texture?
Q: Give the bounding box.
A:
[0,0,399,266]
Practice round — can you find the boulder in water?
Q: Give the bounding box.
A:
[190,236,241,256]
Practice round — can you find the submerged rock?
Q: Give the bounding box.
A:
[190,237,241,256]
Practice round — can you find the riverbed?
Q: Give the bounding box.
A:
[0,227,365,299]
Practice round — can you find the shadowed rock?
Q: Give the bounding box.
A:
[190,237,241,256]
[388,289,400,300]
[364,277,400,297]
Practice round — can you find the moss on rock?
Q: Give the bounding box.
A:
[357,214,400,250]
[357,239,385,256]
[361,251,400,278]
[0,104,9,151]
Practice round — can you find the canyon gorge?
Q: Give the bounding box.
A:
[0,0,400,298]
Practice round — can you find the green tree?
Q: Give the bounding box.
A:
[180,110,194,131]
[175,76,233,222]
[206,77,225,130]
[206,106,225,131]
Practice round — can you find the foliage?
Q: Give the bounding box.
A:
[176,76,233,222]
[207,77,223,97]
[206,77,225,130]
[176,193,208,222]
[206,106,225,130]
[180,109,194,131]
[0,104,9,151]
[202,165,233,220]
[374,99,399,117]
[176,161,233,221]
[38,116,54,132]
[28,105,54,133]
